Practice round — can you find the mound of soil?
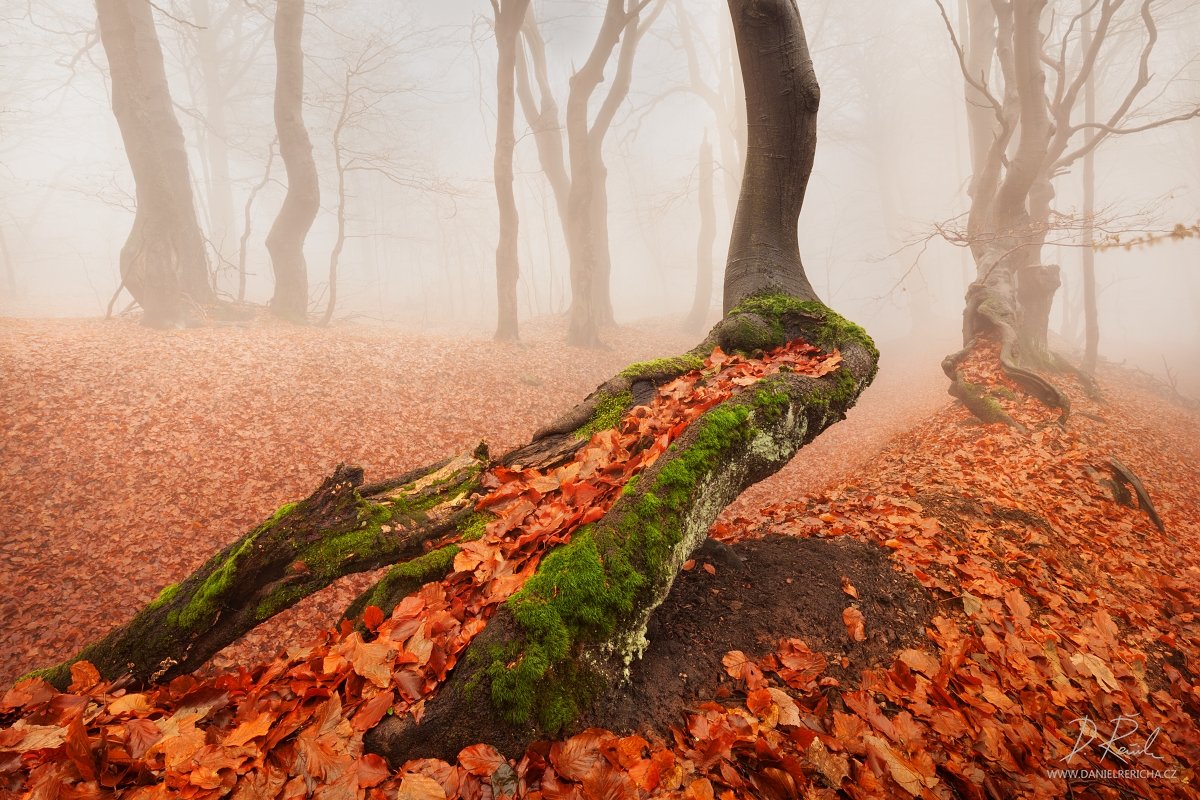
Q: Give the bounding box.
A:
[585,534,935,737]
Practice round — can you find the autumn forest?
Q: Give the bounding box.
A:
[1,0,1199,798]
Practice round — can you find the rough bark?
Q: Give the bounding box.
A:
[685,135,716,334]
[722,0,820,312]
[363,0,878,763]
[265,0,317,324]
[493,0,530,341]
[95,0,215,328]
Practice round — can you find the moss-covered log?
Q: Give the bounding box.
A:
[32,455,484,690]
[364,297,879,762]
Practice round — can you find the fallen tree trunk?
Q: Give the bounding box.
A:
[32,456,483,689]
[364,296,877,761]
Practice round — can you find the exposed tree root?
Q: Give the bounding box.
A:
[1108,457,1165,532]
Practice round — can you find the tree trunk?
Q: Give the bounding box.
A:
[95,0,215,328]
[685,135,716,334]
[722,0,820,312]
[265,0,317,324]
[493,0,530,341]
[362,0,877,763]
[1080,1,1099,375]
[189,0,237,281]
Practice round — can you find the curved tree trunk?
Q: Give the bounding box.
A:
[722,0,820,312]
[96,0,215,328]
[265,0,318,324]
[493,0,530,341]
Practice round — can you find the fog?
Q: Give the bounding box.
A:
[1,0,1197,388]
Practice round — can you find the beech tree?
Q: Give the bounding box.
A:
[491,0,531,341]
[937,0,1200,413]
[514,0,665,347]
[95,0,215,328]
[33,0,878,767]
[265,0,319,323]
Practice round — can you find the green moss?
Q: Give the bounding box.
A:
[338,544,461,623]
[461,511,493,541]
[728,293,878,360]
[620,354,705,381]
[170,534,257,630]
[487,404,754,729]
[959,380,1010,424]
[573,390,633,440]
[267,502,297,526]
[621,474,640,496]
[991,386,1017,400]
[147,582,180,610]
[754,382,790,422]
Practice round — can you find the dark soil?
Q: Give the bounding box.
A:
[583,534,936,738]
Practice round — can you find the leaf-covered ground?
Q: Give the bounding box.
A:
[4,317,1195,798]
[0,315,945,687]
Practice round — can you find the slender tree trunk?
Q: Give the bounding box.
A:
[265,0,318,324]
[95,0,215,328]
[493,0,530,341]
[189,0,237,281]
[685,135,715,333]
[237,141,277,303]
[1080,1,1099,375]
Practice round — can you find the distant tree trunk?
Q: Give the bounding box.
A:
[685,135,715,333]
[189,0,237,279]
[237,141,277,303]
[493,0,530,341]
[1080,1,1099,375]
[95,0,215,328]
[265,0,317,324]
[515,1,661,347]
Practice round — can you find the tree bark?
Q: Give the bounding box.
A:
[265,0,318,324]
[685,135,716,334]
[722,0,820,312]
[95,0,215,328]
[493,0,530,341]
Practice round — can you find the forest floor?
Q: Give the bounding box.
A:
[1,315,1197,799]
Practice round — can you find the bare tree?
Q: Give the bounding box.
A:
[515,0,666,347]
[95,0,215,327]
[491,0,531,341]
[936,0,1200,417]
[265,0,318,323]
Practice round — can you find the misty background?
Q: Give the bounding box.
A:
[1,0,1197,389]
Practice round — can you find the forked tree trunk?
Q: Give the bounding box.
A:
[685,135,716,333]
[493,0,530,341]
[265,0,318,324]
[96,0,215,328]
